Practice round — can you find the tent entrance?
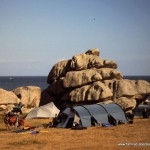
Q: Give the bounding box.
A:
[66,118,74,128]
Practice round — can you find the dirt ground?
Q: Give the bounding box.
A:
[0,112,150,150]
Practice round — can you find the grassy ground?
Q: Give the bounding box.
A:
[0,112,150,150]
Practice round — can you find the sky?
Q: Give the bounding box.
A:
[0,0,150,76]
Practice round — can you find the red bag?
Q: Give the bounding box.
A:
[19,119,25,126]
[9,116,16,123]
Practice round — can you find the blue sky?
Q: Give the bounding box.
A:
[0,0,150,76]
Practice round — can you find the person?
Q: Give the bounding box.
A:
[12,102,24,115]
[142,108,149,119]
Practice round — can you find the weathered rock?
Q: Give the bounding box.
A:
[0,105,7,110]
[47,78,67,94]
[5,104,15,113]
[63,68,122,88]
[61,84,89,102]
[61,81,113,102]
[147,84,150,94]
[103,80,116,93]
[114,97,137,112]
[63,69,102,88]
[13,86,41,108]
[97,100,113,104]
[97,68,122,80]
[85,48,100,56]
[87,81,113,100]
[114,79,150,98]
[70,54,103,70]
[136,80,150,95]
[104,79,150,97]
[0,88,19,104]
[21,107,34,114]
[103,60,118,69]
[47,60,71,84]
[40,48,150,112]
[40,88,55,106]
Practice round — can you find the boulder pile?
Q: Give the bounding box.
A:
[0,86,41,113]
[41,48,150,112]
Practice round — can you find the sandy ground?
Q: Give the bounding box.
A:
[0,113,150,150]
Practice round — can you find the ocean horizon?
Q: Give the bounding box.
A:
[0,75,150,91]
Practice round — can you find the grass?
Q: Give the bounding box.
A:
[9,140,43,146]
[0,112,5,123]
[0,110,150,150]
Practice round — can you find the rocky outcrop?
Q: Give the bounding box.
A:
[0,86,42,112]
[61,81,113,102]
[70,54,104,70]
[63,69,102,88]
[0,88,19,112]
[47,60,71,84]
[85,48,100,56]
[13,86,41,108]
[114,97,137,112]
[41,48,150,112]
[0,88,19,105]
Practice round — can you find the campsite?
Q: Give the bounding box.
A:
[0,108,150,150]
[0,48,150,149]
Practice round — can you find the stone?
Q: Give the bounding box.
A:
[47,60,71,84]
[61,81,113,102]
[0,88,19,104]
[63,69,102,88]
[103,60,118,69]
[85,48,100,56]
[70,54,103,70]
[97,68,123,80]
[114,97,137,112]
[47,78,66,94]
[39,48,150,112]
[113,79,150,98]
[40,88,56,106]
[114,80,137,98]
[21,107,34,114]
[13,86,41,108]
[136,80,150,95]
[97,100,114,104]
[87,81,113,100]
[61,85,89,102]
[5,104,15,113]
[0,105,7,110]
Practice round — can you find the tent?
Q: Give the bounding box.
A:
[55,103,127,128]
[25,102,60,119]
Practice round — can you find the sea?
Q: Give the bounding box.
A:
[0,76,150,91]
[0,76,49,91]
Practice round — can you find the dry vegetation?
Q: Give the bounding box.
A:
[0,111,150,150]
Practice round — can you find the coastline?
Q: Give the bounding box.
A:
[0,76,150,91]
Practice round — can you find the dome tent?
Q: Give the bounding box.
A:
[55,103,127,128]
[25,102,60,119]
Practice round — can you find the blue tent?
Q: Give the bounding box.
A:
[55,103,127,128]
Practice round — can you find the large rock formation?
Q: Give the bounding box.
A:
[0,86,41,113]
[41,48,150,112]
[0,88,20,112]
[0,88,20,104]
[13,86,41,108]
